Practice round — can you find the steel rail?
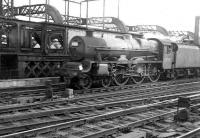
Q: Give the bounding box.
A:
[0,86,200,136]
[81,94,200,138]
[0,80,199,113]
[0,81,198,117]
[2,94,200,138]
[1,78,200,105]
[176,127,200,138]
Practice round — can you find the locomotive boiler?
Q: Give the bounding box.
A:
[69,33,160,61]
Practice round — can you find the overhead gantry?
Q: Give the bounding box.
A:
[0,0,127,33]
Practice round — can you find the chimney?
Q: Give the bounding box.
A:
[194,16,200,45]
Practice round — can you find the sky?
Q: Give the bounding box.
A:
[13,0,200,32]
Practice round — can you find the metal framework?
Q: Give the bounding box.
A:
[0,16,69,79]
[14,4,46,16]
[1,0,14,17]
[168,31,194,39]
[13,4,63,23]
[1,0,124,32]
[86,17,127,32]
[128,25,169,36]
[194,16,200,45]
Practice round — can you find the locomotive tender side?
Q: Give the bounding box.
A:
[175,44,200,68]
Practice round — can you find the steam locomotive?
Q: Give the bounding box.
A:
[59,30,168,88]
[59,23,200,89]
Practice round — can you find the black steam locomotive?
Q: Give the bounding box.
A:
[59,29,180,89]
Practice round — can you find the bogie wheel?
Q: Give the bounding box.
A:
[184,70,189,78]
[78,74,92,89]
[148,64,161,82]
[131,75,145,84]
[113,69,129,86]
[160,71,168,81]
[101,76,112,88]
[171,70,178,80]
[60,76,71,87]
[63,77,71,87]
[195,69,200,77]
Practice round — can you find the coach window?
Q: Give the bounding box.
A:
[1,34,7,47]
[167,45,173,54]
[0,24,8,48]
[31,32,41,49]
[50,38,62,49]
[32,37,40,48]
[1,22,17,48]
[49,34,63,50]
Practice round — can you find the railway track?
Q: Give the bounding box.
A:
[177,127,200,138]
[1,78,200,105]
[1,80,200,114]
[0,81,200,136]
[0,82,66,104]
[2,94,200,138]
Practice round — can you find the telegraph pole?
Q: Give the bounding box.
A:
[117,0,120,19]
[29,0,31,21]
[67,0,69,25]
[86,0,88,28]
[0,0,3,16]
[103,0,105,29]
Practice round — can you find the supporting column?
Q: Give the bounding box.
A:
[41,24,48,55]
[10,0,14,17]
[0,0,3,16]
[86,0,88,28]
[117,0,120,19]
[103,0,105,29]
[194,16,200,45]
[29,0,31,21]
[64,0,67,22]
[0,54,1,79]
[67,0,69,25]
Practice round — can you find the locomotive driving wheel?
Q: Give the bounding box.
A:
[78,74,92,89]
[101,76,112,88]
[130,64,145,84]
[113,69,129,86]
[131,75,145,84]
[60,76,71,87]
[148,64,161,82]
[170,70,178,80]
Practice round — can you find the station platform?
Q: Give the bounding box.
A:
[0,77,59,89]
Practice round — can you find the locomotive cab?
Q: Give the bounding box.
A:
[162,41,178,69]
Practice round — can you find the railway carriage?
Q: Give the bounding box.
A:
[0,17,70,79]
